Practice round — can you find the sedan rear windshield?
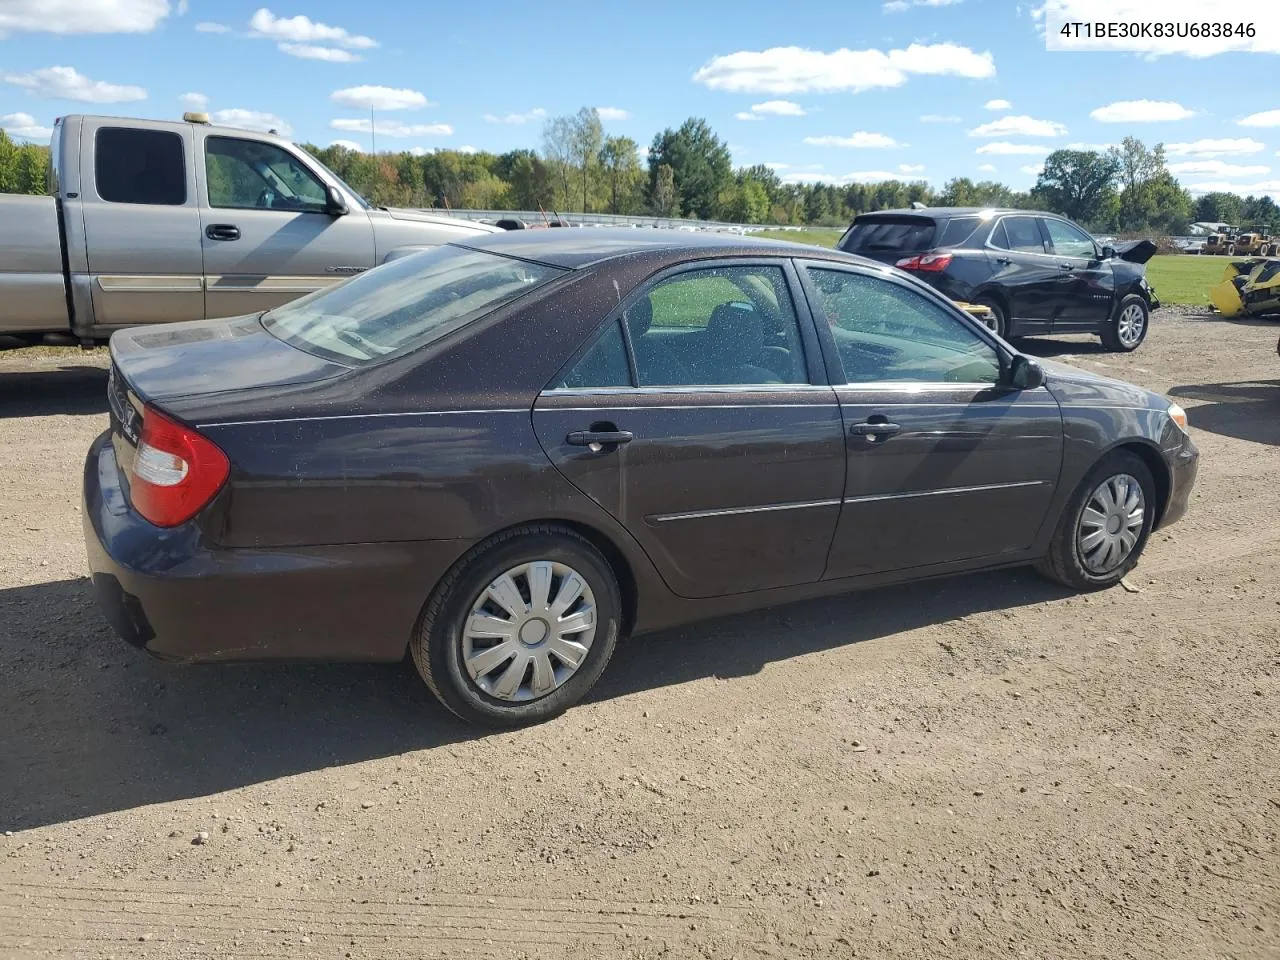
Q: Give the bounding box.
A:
[839,218,936,254]
[263,246,565,365]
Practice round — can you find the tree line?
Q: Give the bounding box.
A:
[5,114,1277,235]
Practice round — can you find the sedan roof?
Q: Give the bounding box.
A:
[453,227,849,270]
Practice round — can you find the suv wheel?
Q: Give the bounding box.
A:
[1101,294,1148,352]
[973,296,1008,338]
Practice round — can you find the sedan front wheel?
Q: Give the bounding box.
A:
[412,525,622,726]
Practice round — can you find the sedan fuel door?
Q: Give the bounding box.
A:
[196,132,374,316]
[798,262,1064,580]
[533,260,845,600]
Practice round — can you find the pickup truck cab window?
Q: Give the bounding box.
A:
[95,127,186,205]
[206,136,328,213]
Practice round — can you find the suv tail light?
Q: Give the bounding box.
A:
[895,252,954,272]
[130,406,229,527]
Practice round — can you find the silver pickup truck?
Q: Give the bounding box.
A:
[0,112,497,345]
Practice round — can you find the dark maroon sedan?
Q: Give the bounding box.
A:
[85,230,1198,725]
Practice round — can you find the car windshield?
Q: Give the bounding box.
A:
[297,147,372,211]
[839,218,936,253]
[262,246,565,365]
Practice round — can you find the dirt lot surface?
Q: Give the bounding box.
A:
[1,309,1278,959]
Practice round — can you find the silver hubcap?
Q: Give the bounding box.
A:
[1078,474,1145,574]
[1117,303,1145,346]
[462,560,596,703]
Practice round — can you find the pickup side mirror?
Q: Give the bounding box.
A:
[1101,244,1116,260]
[1007,354,1045,390]
[325,185,349,217]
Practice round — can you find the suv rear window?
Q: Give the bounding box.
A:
[937,217,981,247]
[263,246,565,365]
[839,218,936,255]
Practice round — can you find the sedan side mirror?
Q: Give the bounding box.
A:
[325,185,349,217]
[1007,354,1045,390]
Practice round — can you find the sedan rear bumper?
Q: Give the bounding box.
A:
[82,431,473,663]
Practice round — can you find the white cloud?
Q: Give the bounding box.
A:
[1239,109,1280,128]
[279,43,361,62]
[920,114,961,123]
[3,66,146,103]
[1167,159,1271,177]
[1065,141,1115,150]
[248,8,376,49]
[764,162,790,169]
[0,0,169,36]
[884,0,964,11]
[0,111,51,139]
[804,131,903,148]
[978,163,997,172]
[212,108,292,135]
[784,168,927,184]
[1089,99,1194,123]
[1166,137,1266,157]
[483,107,547,125]
[179,91,208,109]
[596,106,630,121]
[329,139,364,152]
[195,21,229,33]
[457,145,478,154]
[331,118,453,137]
[1020,163,1045,176]
[692,42,994,95]
[899,163,926,173]
[176,0,188,12]
[968,114,1066,138]
[976,142,1052,155]
[331,85,429,111]
[1184,179,1280,196]
[750,99,806,116]
[1041,0,1280,57]
[984,98,1011,110]
[408,146,433,157]
[735,112,756,121]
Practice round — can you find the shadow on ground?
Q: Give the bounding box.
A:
[1168,380,1280,446]
[0,364,108,418]
[0,568,1068,830]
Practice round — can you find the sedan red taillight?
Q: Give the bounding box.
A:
[130,406,229,528]
[895,252,953,272]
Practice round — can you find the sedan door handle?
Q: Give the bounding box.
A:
[205,224,241,242]
[567,429,634,447]
[849,421,901,439]
[1058,263,1074,270]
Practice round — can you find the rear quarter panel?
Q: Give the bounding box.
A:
[0,194,69,333]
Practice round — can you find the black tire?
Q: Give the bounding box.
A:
[1226,243,1236,256]
[972,295,1008,339]
[411,525,622,727]
[1101,293,1149,352]
[1035,450,1156,591]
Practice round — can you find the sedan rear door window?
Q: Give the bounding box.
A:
[806,268,1001,384]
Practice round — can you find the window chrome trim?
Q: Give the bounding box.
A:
[843,479,1047,505]
[542,383,834,397]
[649,498,842,523]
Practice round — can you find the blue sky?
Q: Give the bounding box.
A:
[2,0,1279,195]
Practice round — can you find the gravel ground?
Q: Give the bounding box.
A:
[1,307,1277,959]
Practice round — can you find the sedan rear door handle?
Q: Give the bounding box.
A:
[849,421,901,439]
[567,429,633,447]
[205,224,241,242]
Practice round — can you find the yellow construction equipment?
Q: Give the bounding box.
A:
[1208,257,1280,318]
[1232,231,1271,256]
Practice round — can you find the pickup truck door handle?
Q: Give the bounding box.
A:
[567,429,633,450]
[849,420,902,440]
[205,224,241,242]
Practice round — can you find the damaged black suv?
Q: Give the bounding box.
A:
[837,207,1159,352]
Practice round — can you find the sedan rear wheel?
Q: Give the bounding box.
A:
[1035,451,1156,590]
[412,526,622,726]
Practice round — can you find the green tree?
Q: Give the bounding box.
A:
[648,163,679,217]
[598,135,642,214]
[1194,192,1242,226]
[1031,149,1120,224]
[569,107,603,213]
[541,114,576,211]
[648,118,732,220]
[495,149,554,210]
[727,176,770,223]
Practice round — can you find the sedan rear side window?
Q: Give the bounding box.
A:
[806,268,1001,385]
[839,219,935,254]
[263,246,565,365]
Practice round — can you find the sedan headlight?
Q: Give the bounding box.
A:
[1167,402,1189,433]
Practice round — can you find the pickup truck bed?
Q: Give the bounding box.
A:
[0,194,68,335]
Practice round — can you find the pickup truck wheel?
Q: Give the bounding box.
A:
[972,296,1008,338]
[1101,294,1148,352]
[411,525,622,727]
